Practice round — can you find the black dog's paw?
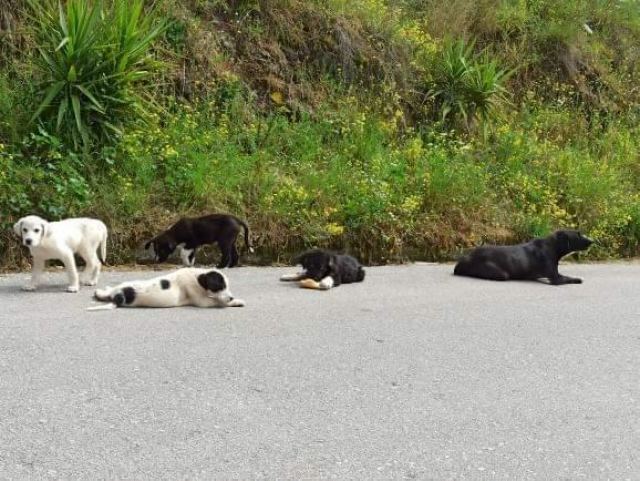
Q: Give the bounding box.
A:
[551,276,583,285]
[562,277,583,284]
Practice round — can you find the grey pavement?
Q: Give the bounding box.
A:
[0,263,639,480]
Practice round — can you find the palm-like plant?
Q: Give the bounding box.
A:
[27,0,167,149]
[464,54,511,122]
[432,39,512,130]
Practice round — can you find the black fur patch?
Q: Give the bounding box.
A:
[197,271,226,292]
[160,279,170,290]
[122,286,136,304]
[113,293,125,307]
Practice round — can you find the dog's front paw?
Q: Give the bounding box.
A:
[21,285,37,292]
[572,278,583,284]
[83,280,98,286]
[66,285,79,293]
[227,298,245,307]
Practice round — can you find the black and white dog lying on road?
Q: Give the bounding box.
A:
[454,230,594,285]
[280,249,366,290]
[88,268,245,310]
[145,214,254,268]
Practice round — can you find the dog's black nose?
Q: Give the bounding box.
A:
[25,239,32,245]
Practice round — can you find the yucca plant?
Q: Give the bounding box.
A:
[431,39,512,130]
[432,39,474,124]
[27,0,167,149]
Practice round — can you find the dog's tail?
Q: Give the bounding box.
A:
[98,225,108,266]
[87,303,117,311]
[356,267,366,282]
[237,218,254,254]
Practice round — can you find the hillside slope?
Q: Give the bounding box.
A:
[1,0,639,266]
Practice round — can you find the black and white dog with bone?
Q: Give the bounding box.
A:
[280,249,366,290]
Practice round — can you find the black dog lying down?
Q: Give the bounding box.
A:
[280,249,366,290]
[145,213,253,268]
[454,230,594,285]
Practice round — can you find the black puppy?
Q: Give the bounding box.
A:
[454,230,594,285]
[280,249,366,289]
[145,214,254,268]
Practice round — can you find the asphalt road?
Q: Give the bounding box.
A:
[0,263,639,480]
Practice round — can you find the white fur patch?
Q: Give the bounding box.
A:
[318,276,334,290]
[180,247,195,266]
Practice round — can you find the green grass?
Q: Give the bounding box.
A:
[3,97,639,266]
[1,0,640,267]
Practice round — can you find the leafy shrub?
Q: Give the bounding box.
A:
[430,39,512,130]
[27,0,167,149]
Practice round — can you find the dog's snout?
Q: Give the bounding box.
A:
[24,238,32,246]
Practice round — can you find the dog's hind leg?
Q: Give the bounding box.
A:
[481,263,510,281]
[61,250,80,292]
[80,250,101,286]
[217,243,231,269]
[90,286,127,309]
[453,257,471,276]
[458,260,510,281]
[94,287,114,301]
[229,244,239,267]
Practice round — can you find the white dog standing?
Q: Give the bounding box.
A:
[88,268,245,310]
[13,215,108,292]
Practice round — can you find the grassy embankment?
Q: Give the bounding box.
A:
[1,0,639,267]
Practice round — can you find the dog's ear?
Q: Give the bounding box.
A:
[325,254,338,275]
[197,271,226,292]
[555,230,570,250]
[40,222,47,238]
[12,219,23,238]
